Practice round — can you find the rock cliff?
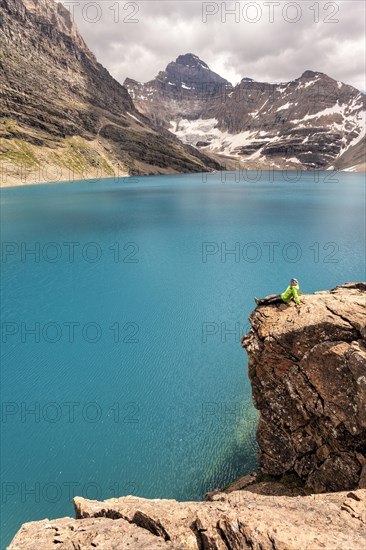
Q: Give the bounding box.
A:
[8,283,366,548]
[242,282,366,492]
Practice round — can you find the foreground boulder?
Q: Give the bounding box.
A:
[8,490,366,549]
[242,282,366,492]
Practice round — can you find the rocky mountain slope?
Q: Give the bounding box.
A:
[242,282,366,493]
[125,56,366,171]
[8,283,366,548]
[0,1,221,186]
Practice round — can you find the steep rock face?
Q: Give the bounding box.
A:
[242,282,366,493]
[0,1,221,185]
[8,490,366,549]
[126,57,366,171]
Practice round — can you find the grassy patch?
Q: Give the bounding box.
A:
[49,137,115,176]
[0,138,40,167]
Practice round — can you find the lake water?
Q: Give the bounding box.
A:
[1,170,365,547]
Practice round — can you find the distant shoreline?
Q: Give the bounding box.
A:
[1,166,365,189]
[0,171,130,189]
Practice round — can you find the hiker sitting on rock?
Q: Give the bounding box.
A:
[255,278,302,307]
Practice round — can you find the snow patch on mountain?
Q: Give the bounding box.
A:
[276,102,292,112]
[290,101,366,145]
[303,79,318,89]
[170,118,259,155]
[127,112,141,123]
[170,118,283,158]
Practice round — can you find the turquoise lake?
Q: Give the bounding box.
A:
[1,171,365,547]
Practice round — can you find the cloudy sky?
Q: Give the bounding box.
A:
[62,0,365,91]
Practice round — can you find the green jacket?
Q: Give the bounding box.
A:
[281,284,300,305]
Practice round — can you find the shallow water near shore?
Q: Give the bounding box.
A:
[1,171,365,547]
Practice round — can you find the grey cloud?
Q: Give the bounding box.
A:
[62,0,365,91]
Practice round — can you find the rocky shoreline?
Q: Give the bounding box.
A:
[8,283,366,548]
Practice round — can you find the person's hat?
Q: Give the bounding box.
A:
[290,278,298,285]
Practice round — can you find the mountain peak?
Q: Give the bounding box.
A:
[301,70,324,79]
[175,53,209,70]
[161,53,231,88]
